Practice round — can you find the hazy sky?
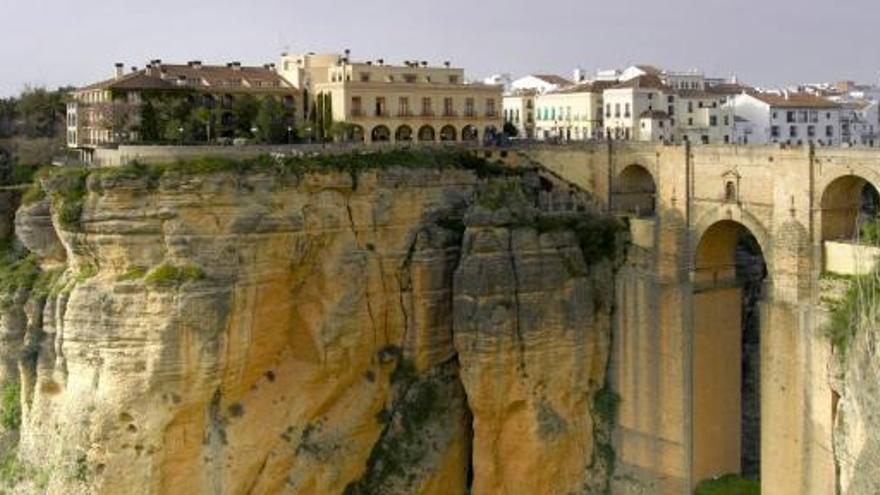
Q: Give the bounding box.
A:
[1,0,878,96]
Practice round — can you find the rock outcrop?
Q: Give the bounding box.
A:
[0,154,622,494]
[828,277,880,495]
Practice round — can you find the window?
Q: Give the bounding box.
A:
[375,97,386,117]
[709,116,717,126]
[688,101,694,113]
[772,112,777,119]
[624,103,631,118]
[789,126,797,137]
[786,111,795,123]
[422,97,433,116]
[465,98,475,117]
[515,109,520,123]
[771,125,780,138]
[668,105,675,116]
[668,95,675,103]
[403,74,417,83]
[359,72,371,82]
[647,93,654,100]
[449,75,459,84]
[724,115,729,126]
[351,96,363,116]
[487,99,496,117]
[398,97,410,116]
[725,181,736,202]
[826,125,834,137]
[443,97,454,116]
[807,125,815,138]
[614,103,620,118]
[605,104,611,118]
[688,118,694,126]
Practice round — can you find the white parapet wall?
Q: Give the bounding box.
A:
[823,241,880,276]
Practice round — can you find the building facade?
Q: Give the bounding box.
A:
[503,89,537,138]
[67,60,301,156]
[731,92,842,146]
[278,52,503,144]
[533,82,612,141]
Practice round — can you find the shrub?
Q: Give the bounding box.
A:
[0,382,21,430]
[0,241,40,295]
[695,474,760,495]
[144,263,205,286]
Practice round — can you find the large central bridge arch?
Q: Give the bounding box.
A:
[692,217,768,485]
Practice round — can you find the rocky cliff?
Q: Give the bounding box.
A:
[825,276,880,495]
[0,152,623,495]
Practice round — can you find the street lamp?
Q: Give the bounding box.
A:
[251,126,259,142]
[287,125,293,145]
[178,126,184,146]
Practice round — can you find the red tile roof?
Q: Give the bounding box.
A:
[76,63,298,95]
[748,91,840,109]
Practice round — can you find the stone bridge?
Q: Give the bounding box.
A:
[492,142,880,495]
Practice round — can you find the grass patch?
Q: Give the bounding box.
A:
[0,241,41,296]
[0,382,21,430]
[144,263,205,287]
[695,474,760,495]
[825,271,880,361]
[116,266,148,281]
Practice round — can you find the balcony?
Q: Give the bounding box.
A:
[397,111,413,118]
[441,111,457,118]
[351,109,364,117]
[421,110,435,117]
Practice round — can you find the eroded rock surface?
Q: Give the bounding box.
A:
[0,161,621,494]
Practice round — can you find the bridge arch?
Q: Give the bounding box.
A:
[819,174,880,242]
[692,218,768,485]
[615,164,657,217]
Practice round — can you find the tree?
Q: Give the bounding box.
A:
[16,86,67,138]
[322,93,333,139]
[255,97,286,144]
[192,107,215,143]
[329,122,357,142]
[503,121,519,138]
[139,100,160,142]
[232,95,259,137]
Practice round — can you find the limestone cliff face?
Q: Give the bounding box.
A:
[827,278,880,495]
[0,160,621,495]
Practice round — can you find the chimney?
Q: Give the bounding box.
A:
[573,68,584,82]
[377,58,384,65]
[231,61,242,71]
[114,63,125,79]
[176,75,187,86]
[131,66,138,73]
[444,61,451,68]
[188,60,202,70]
[145,63,154,77]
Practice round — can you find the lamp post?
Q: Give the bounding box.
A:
[178,126,184,146]
[287,125,293,145]
[251,126,259,144]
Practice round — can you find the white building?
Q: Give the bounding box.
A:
[840,100,879,147]
[731,92,842,146]
[510,74,573,94]
[484,73,513,92]
[503,89,537,138]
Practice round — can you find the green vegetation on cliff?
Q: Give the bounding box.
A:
[695,474,760,495]
[825,271,880,361]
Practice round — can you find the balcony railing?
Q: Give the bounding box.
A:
[442,111,457,117]
[421,110,434,117]
[351,109,364,117]
[397,111,413,117]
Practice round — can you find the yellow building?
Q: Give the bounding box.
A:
[502,88,537,138]
[278,53,503,143]
[533,81,615,141]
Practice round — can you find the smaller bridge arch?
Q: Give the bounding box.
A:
[615,164,657,217]
[819,174,880,242]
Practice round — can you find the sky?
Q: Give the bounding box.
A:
[1,0,879,96]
